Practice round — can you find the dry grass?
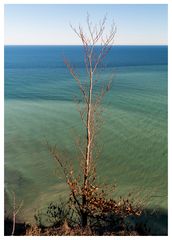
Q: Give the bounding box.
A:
[25,224,139,236]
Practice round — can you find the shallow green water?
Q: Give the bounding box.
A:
[5,64,167,225]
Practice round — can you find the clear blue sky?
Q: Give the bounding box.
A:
[4,4,168,45]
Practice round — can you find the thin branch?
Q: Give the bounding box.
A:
[64,58,88,104]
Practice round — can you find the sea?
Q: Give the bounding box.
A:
[4,45,168,234]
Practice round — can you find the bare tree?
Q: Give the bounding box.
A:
[69,15,115,180]
[48,15,141,229]
[11,191,23,236]
[66,14,116,227]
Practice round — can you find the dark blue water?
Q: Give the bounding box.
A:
[5,45,167,69]
[5,45,168,101]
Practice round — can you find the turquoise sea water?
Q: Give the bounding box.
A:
[5,46,167,232]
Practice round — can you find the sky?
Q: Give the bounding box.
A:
[4,4,168,45]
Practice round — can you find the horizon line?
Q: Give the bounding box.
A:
[4,44,168,46]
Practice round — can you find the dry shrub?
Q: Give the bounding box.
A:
[25,225,41,236]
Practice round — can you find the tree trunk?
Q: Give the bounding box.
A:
[84,67,93,182]
[82,65,93,228]
[81,210,88,228]
[11,213,15,236]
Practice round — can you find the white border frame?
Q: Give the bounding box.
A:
[1,1,171,239]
